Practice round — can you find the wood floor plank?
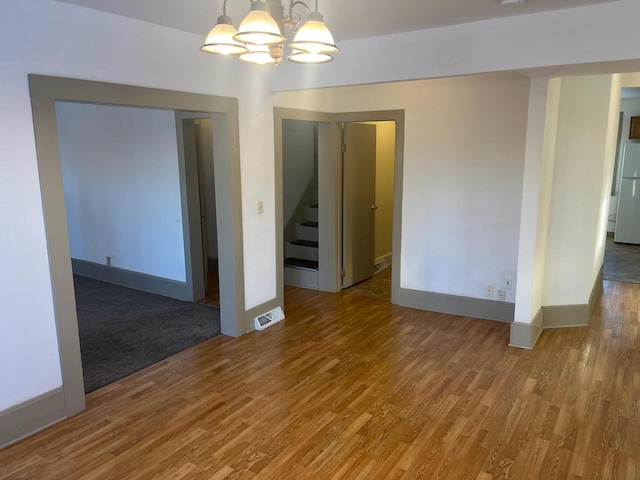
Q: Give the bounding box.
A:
[1,280,640,479]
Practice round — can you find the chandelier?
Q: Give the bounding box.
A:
[200,0,339,65]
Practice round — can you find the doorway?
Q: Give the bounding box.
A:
[605,88,640,283]
[342,121,396,300]
[29,75,246,419]
[281,119,321,290]
[181,116,220,307]
[55,102,224,393]
[274,108,405,308]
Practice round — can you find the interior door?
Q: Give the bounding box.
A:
[194,122,209,294]
[342,122,377,288]
[181,119,206,300]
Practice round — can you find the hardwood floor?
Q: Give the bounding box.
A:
[1,281,639,479]
[199,272,220,307]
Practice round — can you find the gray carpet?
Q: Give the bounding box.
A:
[604,236,640,284]
[74,276,221,393]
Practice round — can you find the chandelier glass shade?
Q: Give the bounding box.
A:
[234,2,285,46]
[289,13,337,54]
[201,17,248,55]
[201,0,339,65]
[239,44,278,64]
[288,50,333,64]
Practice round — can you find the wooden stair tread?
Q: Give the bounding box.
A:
[284,258,319,270]
[290,239,319,248]
[300,221,318,228]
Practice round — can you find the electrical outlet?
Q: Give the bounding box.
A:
[485,284,494,297]
[106,256,112,267]
[497,289,506,302]
[504,276,512,289]
[257,201,264,215]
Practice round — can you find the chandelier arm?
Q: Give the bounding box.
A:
[286,0,311,30]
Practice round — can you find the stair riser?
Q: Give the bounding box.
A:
[304,206,318,222]
[284,266,319,289]
[294,224,319,241]
[285,244,319,261]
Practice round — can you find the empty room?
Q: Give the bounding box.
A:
[1,0,640,479]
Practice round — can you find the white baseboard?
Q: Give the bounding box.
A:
[374,253,392,269]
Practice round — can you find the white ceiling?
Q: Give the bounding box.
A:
[56,0,616,41]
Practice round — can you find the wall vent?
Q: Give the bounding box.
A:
[254,307,285,331]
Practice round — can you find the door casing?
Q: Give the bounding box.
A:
[274,108,405,306]
[29,75,246,420]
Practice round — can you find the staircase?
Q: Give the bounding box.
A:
[284,203,319,289]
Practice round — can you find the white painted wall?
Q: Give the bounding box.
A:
[276,72,530,303]
[57,102,186,281]
[282,119,316,230]
[543,75,621,306]
[608,97,640,232]
[514,78,561,324]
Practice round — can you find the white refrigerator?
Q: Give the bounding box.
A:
[615,143,640,244]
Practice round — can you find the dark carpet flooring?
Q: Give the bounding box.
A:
[604,236,640,284]
[74,276,221,393]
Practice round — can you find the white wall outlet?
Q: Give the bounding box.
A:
[106,256,112,267]
[504,276,512,289]
[485,284,494,297]
[257,201,264,215]
[497,289,506,301]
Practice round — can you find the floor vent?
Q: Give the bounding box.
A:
[374,259,389,273]
[254,307,285,331]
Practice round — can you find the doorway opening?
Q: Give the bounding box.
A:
[282,119,321,289]
[55,102,223,393]
[30,75,245,418]
[605,87,640,284]
[274,108,405,309]
[342,121,396,301]
[181,116,221,307]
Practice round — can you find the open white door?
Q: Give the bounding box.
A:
[342,123,377,288]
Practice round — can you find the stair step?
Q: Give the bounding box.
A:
[290,239,319,248]
[301,221,318,228]
[310,204,318,209]
[294,223,318,241]
[285,240,318,261]
[285,257,319,270]
[304,205,318,222]
[284,264,319,289]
